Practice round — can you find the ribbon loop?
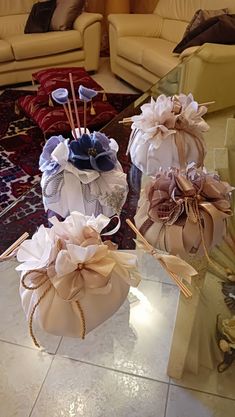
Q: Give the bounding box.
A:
[138,165,233,257]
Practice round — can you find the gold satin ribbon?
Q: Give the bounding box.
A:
[141,170,232,259]
[174,119,206,170]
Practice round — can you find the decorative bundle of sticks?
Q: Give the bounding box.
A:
[126,219,193,298]
[0,233,29,261]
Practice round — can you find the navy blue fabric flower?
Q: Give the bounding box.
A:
[69,132,117,172]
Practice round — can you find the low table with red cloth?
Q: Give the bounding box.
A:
[18,67,121,136]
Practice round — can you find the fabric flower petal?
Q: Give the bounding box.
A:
[52,88,68,105]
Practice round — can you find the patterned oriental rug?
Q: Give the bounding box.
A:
[0,89,140,252]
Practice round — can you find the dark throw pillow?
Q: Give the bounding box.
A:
[50,0,85,31]
[183,8,229,37]
[173,14,235,54]
[24,0,57,34]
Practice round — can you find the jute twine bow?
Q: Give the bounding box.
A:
[21,269,86,348]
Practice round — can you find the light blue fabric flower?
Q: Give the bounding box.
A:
[39,135,66,174]
[78,85,98,102]
[51,88,68,105]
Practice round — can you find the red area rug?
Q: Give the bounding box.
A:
[0,89,140,252]
[0,90,43,211]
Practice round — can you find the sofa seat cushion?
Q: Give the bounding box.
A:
[7,30,82,60]
[0,39,14,62]
[117,37,179,77]
[117,36,149,65]
[142,38,179,78]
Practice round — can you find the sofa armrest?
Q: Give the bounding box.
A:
[73,12,103,35]
[180,43,235,64]
[108,13,162,37]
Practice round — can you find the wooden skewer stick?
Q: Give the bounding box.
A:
[126,219,192,298]
[0,232,29,259]
[118,117,133,124]
[69,73,81,138]
[84,101,87,133]
[198,100,215,107]
[67,99,77,140]
[62,104,73,132]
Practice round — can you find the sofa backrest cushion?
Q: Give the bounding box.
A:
[0,15,29,38]
[154,0,235,43]
[0,0,37,16]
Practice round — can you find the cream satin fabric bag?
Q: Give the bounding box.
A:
[16,212,140,346]
[127,94,208,176]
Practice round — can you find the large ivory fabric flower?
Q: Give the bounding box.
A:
[49,212,110,245]
[16,212,111,272]
[131,93,209,149]
[132,96,177,147]
[16,225,57,271]
[175,93,209,133]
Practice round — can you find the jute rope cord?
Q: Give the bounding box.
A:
[21,269,86,347]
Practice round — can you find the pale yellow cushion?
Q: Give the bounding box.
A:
[0,39,14,62]
[8,30,82,60]
[0,0,36,16]
[142,39,179,78]
[155,0,235,21]
[117,36,179,79]
[117,37,145,65]
[160,19,188,44]
[0,15,28,38]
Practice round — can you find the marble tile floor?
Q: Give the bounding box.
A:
[0,253,234,417]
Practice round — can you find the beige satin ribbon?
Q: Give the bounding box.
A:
[174,121,206,170]
[50,247,117,302]
[50,245,141,301]
[140,171,232,258]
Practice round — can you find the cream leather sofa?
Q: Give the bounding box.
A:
[0,0,102,86]
[109,0,235,111]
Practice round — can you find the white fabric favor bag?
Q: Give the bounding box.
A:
[17,212,141,347]
[128,94,208,176]
[40,132,128,219]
